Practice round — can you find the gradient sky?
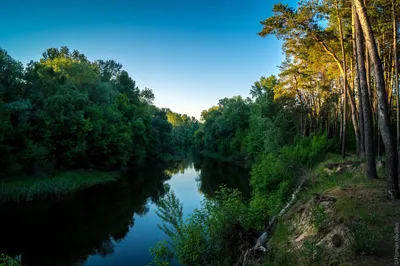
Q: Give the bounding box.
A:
[1,0,297,118]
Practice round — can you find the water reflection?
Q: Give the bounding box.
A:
[193,156,250,199]
[0,157,249,266]
[0,163,172,266]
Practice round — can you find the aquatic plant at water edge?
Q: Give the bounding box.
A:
[151,186,254,266]
[0,171,116,202]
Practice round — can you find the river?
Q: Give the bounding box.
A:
[0,157,249,266]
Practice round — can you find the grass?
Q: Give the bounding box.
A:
[0,171,117,203]
[264,153,400,266]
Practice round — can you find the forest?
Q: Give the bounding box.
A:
[1,0,400,265]
[150,0,400,265]
[0,47,198,201]
[192,0,400,198]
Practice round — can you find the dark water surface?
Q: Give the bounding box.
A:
[0,157,249,266]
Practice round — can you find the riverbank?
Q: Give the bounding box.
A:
[150,150,400,266]
[0,171,117,203]
[263,155,399,266]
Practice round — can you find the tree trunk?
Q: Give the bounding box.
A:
[336,0,348,158]
[354,7,378,179]
[307,19,360,157]
[354,0,400,198]
[353,8,365,157]
[393,0,400,162]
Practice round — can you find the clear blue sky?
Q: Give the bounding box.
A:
[1,0,297,118]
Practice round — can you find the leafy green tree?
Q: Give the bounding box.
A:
[0,47,188,177]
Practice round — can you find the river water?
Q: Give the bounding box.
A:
[0,157,249,266]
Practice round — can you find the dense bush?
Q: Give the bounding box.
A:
[249,134,333,227]
[152,186,253,266]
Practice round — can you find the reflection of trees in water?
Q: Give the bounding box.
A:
[164,159,192,176]
[192,156,250,199]
[0,163,175,266]
[0,158,249,266]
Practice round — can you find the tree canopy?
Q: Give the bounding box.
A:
[0,47,198,176]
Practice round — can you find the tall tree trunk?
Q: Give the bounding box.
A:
[348,80,361,155]
[393,0,400,159]
[354,7,378,179]
[354,0,400,199]
[306,16,360,156]
[390,58,395,117]
[336,0,349,158]
[353,8,365,156]
[366,44,372,107]
[339,79,344,145]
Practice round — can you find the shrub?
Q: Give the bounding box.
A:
[148,240,173,266]
[348,220,377,255]
[312,204,328,230]
[250,134,332,220]
[152,187,251,266]
[301,240,325,265]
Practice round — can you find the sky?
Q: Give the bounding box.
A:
[1,0,297,118]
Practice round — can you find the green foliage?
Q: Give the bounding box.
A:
[265,225,327,266]
[0,254,21,266]
[0,47,190,181]
[155,190,184,241]
[0,171,116,202]
[157,71,334,263]
[154,187,251,266]
[262,225,290,266]
[312,204,328,230]
[300,239,326,265]
[193,75,302,164]
[148,240,173,266]
[249,134,332,227]
[193,96,251,160]
[166,109,199,154]
[348,220,377,255]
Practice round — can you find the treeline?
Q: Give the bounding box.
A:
[257,0,400,198]
[0,47,197,177]
[195,0,400,198]
[191,73,333,221]
[166,110,200,155]
[193,76,297,163]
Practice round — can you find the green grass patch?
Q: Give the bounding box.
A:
[0,171,117,203]
[262,153,400,266]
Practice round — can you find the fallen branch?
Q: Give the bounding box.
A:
[314,193,336,203]
[266,179,306,234]
[242,179,306,265]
